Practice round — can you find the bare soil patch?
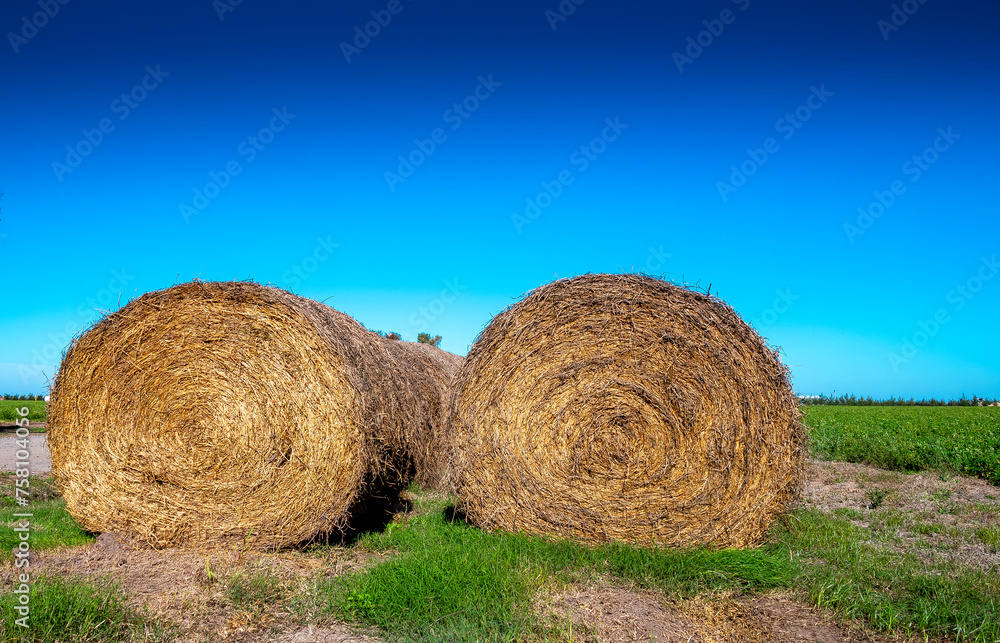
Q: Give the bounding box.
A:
[802,459,1000,571]
[0,421,47,430]
[1,536,384,642]
[540,584,930,643]
[541,584,701,642]
[803,460,999,510]
[276,624,381,642]
[0,433,50,473]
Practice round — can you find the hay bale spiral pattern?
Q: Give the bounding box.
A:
[48,281,459,549]
[449,274,803,548]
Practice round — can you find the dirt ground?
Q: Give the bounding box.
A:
[0,432,49,473]
[14,534,385,643]
[802,459,1000,572]
[538,584,914,643]
[5,459,994,642]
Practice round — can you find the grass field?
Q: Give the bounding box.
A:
[2,406,998,642]
[306,492,799,641]
[802,406,1000,484]
[777,501,1000,642]
[0,575,171,643]
[0,400,47,423]
[0,474,93,553]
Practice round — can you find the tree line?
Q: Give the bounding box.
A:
[798,393,997,406]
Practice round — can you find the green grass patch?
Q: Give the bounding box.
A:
[0,575,173,642]
[973,526,1000,552]
[913,522,947,536]
[225,569,290,612]
[774,508,1000,642]
[802,406,1000,483]
[0,473,61,505]
[0,400,46,423]
[599,542,797,595]
[0,475,94,557]
[308,492,797,642]
[833,507,864,520]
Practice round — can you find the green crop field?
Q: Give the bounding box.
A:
[802,405,1000,484]
[0,400,46,423]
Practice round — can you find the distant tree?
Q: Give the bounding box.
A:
[796,393,993,406]
[417,333,442,347]
[376,331,402,340]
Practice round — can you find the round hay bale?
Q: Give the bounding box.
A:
[449,274,803,548]
[383,341,465,489]
[48,281,458,550]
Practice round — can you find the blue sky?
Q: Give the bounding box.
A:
[1,0,997,399]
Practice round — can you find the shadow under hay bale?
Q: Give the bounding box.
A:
[304,488,413,548]
[449,273,804,549]
[48,280,460,550]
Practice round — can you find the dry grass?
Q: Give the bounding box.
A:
[48,280,460,550]
[539,585,895,643]
[449,274,803,548]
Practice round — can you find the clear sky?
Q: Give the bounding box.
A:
[1,0,997,399]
